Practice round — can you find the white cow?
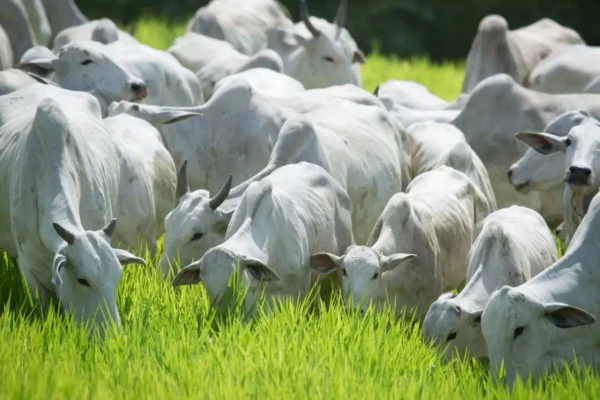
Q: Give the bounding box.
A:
[102,114,176,255]
[156,99,406,275]
[482,191,600,386]
[462,15,583,93]
[310,167,492,319]
[527,45,600,94]
[107,79,384,196]
[374,80,450,111]
[212,68,304,98]
[422,206,557,361]
[21,40,203,108]
[172,162,354,312]
[0,24,12,70]
[187,0,292,56]
[0,84,146,337]
[52,18,138,52]
[196,49,286,100]
[516,116,600,244]
[0,68,38,95]
[0,0,37,61]
[168,32,241,74]
[267,0,366,89]
[451,73,600,225]
[405,121,497,209]
[41,0,87,44]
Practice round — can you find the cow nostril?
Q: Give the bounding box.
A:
[507,169,513,179]
[584,168,592,176]
[569,166,578,173]
[130,83,142,92]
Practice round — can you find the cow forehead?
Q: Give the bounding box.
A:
[570,123,600,142]
[343,247,380,271]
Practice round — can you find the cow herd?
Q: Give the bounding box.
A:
[2,0,600,387]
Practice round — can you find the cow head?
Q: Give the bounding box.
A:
[19,41,147,105]
[516,117,600,197]
[310,246,416,314]
[509,110,590,193]
[422,292,486,360]
[482,286,595,386]
[159,164,235,278]
[172,247,280,310]
[51,219,145,338]
[267,0,365,89]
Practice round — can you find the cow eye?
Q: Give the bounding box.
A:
[371,272,379,280]
[77,278,91,287]
[565,138,572,147]
[446,332,457,341]
[342,268,347,276]
[513,326,525,339]
[190,232,203,242]
[323,56,335,63]
[80,59,93,66]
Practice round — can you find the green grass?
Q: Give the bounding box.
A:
[0,17,594,400]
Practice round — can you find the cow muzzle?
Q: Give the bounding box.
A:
[507,168,530,193]
[564,165,592,187]
[128,81,148,101]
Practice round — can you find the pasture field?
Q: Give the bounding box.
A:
[0,18,594,400]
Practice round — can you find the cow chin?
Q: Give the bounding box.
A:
[513,181,531,194]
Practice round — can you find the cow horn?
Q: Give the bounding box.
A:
[176,160,190,203]
[102,218,117,238]
[300,0,321,38]
[53,222,76,245]
[334,0,348,30]
[209,175,233,210]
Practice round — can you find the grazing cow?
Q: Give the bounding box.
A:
[527,45,600,94]
[422,206,557,361]
[516,116,600,244]
[310,167,492,319]
[40,0,87,43]
[156,99,406,275]
[196,49,286,100]
[267,0,366,89]
[405,121,497,209]
[172,162,354,312]
[187,0,292,56]
[168,32,242,74]
[107,79,384,197]
[212,68,305,99]
[20,40,203,108]
[0,84,146,337]
[482,191,600,386]
[52,18,138,52]
[374,80,450,111]
[0,25,14,70]
[451,73,600,225]
[462,15,583,93]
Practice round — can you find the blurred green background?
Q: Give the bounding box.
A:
[78,0,597,61]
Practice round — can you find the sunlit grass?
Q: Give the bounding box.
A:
[0,16,591,400]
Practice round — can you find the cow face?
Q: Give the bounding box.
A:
[159,166,234,278]
[422,292,485,360]
[20,41,147,105]
[482,286,595,386]
[310,246,415,314]
[51,220,145,338]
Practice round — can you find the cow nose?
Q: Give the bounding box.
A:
[129,82,148,100]
[507,169,513,179]
[569,165,592,176]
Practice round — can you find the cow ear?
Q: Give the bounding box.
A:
[128,105,201,126]
[379,253,416,272]
[516,132,566,154]
[52,254,68,286]
[243,257,280,282]
[353,49,367,64]
[309,253,341,275]
[172,260,202,287]
[544,302,596,328]
[113,249,146,266]
[18,57,58,73]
